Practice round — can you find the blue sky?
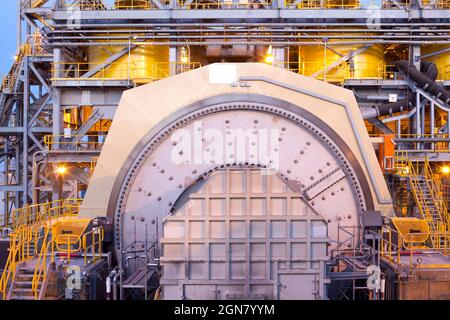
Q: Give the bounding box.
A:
[0,1,18,77]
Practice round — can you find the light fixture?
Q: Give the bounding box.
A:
[441,166,450,174]
[264,45,274,64]
[55,165,67,176]
[180,47,189,64]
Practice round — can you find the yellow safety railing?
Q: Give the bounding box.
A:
[44,135,106,151]
[178,0,272,8]
[1,40,47,93]
[393,150,410,177]
[284,0,359,8]
[422,0,450,8]
[55,233,82,263]
[4,199,81,234]
[62,0,170,10]
[51,61,201,83]
[0,224,46,299]
[380,225,450,269]
[287,61,396,83]
[58,0,450,9]
[31,225,53,300]
[61,0,108,10]
[31,226,104,299]
[81,227,104,265]
[394,151,449,248]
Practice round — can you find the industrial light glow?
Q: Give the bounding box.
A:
[55,165,67,175]
[441,166,450,174]
[264,45,274,64]
[180,47,189,63]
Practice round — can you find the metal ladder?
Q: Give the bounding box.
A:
[406,155,449,248]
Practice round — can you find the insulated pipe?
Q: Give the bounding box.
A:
[106,267,120,300]
[395,60,450,104]
[112,270,120,301]
[362,61,443,119]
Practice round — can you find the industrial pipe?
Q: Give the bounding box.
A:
[106,267,120,300]
[361,61,444,120]
[395,60,450,104]
[46,40,450,47]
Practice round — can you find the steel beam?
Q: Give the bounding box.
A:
[50,9,450,21]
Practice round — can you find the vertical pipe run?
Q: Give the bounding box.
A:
[431,101,435,151]
[23,56,29,206]
[421,99,425,137]
[416,91,421,141]
[447,111,450,145]
[53,48,63,149]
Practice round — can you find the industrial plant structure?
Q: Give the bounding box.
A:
[0,0,449,300]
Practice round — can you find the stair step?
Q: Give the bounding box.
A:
[15,281,34,286]
[19,269,36,274]
[11,295,35,300]
[13,288,33,293]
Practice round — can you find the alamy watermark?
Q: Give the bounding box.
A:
[170,121,281,174]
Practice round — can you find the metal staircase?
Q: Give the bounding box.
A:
[0,44,28,119]
[8,262,43,300]
[0,200,104,300]
[395,151,449,248]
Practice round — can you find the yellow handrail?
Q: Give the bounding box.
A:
[30,226,105,300]
[82,227,104,265]
[51,61,201,82]
[394,151,450,248]
[31,226,53,299]
[0,224,44,299]
[3,198,82,233]
[44,135,106,151]
[55,234,82,263]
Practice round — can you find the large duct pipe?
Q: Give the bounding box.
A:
[362,61,444,119]
[395,60,450,104]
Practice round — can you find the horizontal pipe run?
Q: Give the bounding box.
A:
[46,40,450,46]
[50,22,450,28]
[47,35,450,40]
[395,138,450,142]
[46,28,450,34]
